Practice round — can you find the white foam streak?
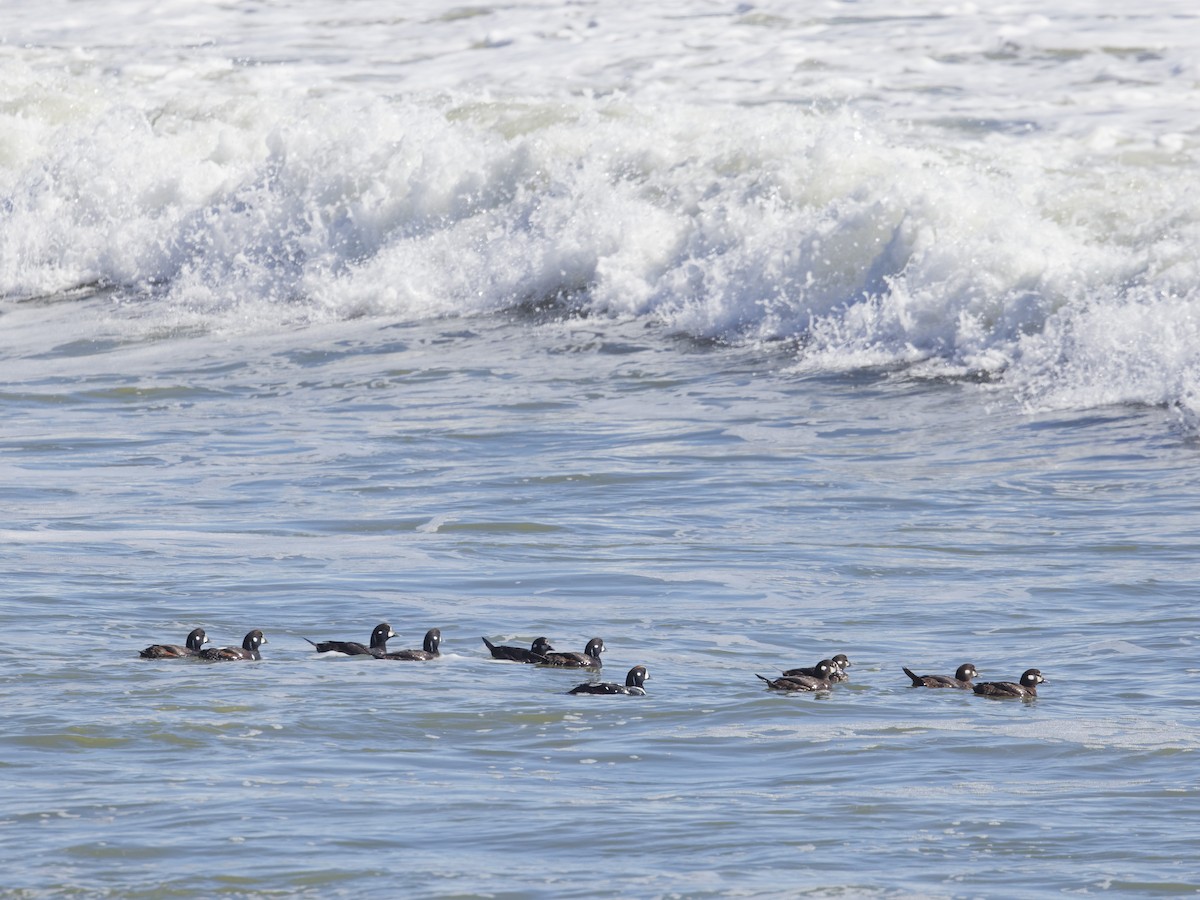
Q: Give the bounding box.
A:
[1012,293,1200,418]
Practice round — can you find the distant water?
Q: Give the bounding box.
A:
[2,2,1200,897]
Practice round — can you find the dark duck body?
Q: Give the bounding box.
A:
[139,628,209,659]
[902,663,978,689]
[199,630,267,661]
[381,628,441,661]
[482,635,554,663]
[569,665,649,696]
[757,659,837,692]
[307,622,395,657]
[783,653,851,682]
[973,668,1045,699]
[539,637,605,669]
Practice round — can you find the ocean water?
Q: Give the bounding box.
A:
[2,1,1200,896]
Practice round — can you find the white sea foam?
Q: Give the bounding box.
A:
[2,1,1199,419]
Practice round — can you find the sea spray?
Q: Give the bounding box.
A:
[2,9,1199,421]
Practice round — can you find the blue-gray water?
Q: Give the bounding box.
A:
[3,303,1199,897]
[5,0,1200,894]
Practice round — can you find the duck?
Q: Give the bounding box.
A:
[783,653,851,682]
[199,630,267,661]
[538,637,605,669]
[902,663,978,689]
[757,659,837,692]
[482,635,554,664]
[380,628,441,661]
[973,668,1045,699]
[568,665,649,696]
[139,628,209,659]
[306,622,396,657]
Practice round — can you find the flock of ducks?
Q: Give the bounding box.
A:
[755,656,1045,699]
[137,625,647,695]
[138,624,1047,700]
[757,657,1046,699]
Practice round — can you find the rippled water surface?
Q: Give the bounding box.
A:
[4,0,1200,894]
[3,308,1199,897]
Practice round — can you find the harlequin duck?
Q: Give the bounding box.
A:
[568,665,648,696]
[539,637,604,669]
[380,628,441,661]
[973,668,1045,699]
[482,636,554,663]
[139,628,209,659]
[199,630,267,661]
[306,622,396,657]
[783,653,851,682]
[757,659,836,692]
[902,663,978,689]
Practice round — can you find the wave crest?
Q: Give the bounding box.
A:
[2,61,1199,418]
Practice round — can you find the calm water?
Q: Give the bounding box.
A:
[3,0,1200,896]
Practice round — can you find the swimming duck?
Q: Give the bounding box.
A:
[380,628,441,661]
[973,668,1045,699]
[482,635,554,663]
[199,630,267,661]
[569,665,649,696]
[306,622,396,657]
[783,653,851,682]
[902,663,978,689]
[539,637,604,669]
[139,628,209,659]
[757,659,837,692]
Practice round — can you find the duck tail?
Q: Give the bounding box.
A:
[902,666,922,686]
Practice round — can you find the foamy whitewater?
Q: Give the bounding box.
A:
[3,2,1200,897]
[3,0,1200,417]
